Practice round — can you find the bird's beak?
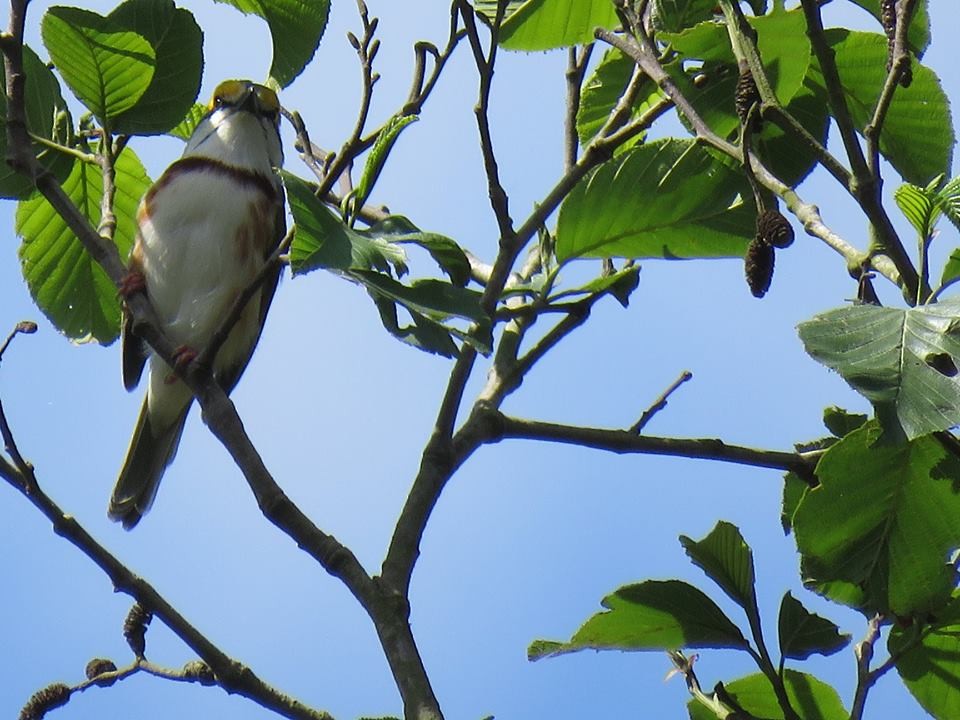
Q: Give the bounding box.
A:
[238,84,259,114]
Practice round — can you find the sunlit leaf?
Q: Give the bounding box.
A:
[16,148,150,344]
[687,671,847,720]
[895,181,940,239]
[794,424,960,616]
[680,521,757,613]
[498,0,618,51]
[528,580,748,660]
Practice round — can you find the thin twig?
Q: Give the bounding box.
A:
[0,320,37,363]
[631,371,693,433]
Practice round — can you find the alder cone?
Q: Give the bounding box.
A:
[757,209,794,248]
[745,236,775,298]
[735,69,762,131]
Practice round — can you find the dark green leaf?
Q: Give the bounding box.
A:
[556,138,754,261]
[16,148,150,344]
[498,0,619,51]
[793,424,960,616]
[822,406,869,438]
[890,594,960,719]
[798,299,960,439]
[528,580,748,661]
[651,0,717,33]
[822,30,953,184]
[109,0,203,135]
[687,671,847,720]
[846,0,930,56]
[42,6,154,121]
[214,0,330,88]
[0,45,73,199]
[680,521,757,613]
[366,216,470,287]
[778,592,850,660]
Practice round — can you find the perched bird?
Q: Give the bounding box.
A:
[109,80,285,529]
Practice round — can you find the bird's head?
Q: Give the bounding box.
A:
[183,80,283,173]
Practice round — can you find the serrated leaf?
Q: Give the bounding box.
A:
[108,0,203,135]
[822,29,953,184]
[352,114,418,214]
[822,406,869,438]
[793,424,960,616]
[16,148,151,344]
[42,6,155,121]
[680,521,757,613]
[798,299,960,439]
[0,45,74,199]
[214,0,329,88]
[529,580,748,661]
[895,181,940,239]
[778,592,850,660]
[498,0,619,51]
[556,138,754,261]
[687,671,848,720]
[167,103,207,141]
[365,216,470,287]
[890,593,960,720]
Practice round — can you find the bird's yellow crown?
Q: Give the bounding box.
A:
[208,80,280,116]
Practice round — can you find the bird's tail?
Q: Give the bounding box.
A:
[108,397,189,530]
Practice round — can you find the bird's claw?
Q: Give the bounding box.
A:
[118,270,147,298]
[164,346,198,384]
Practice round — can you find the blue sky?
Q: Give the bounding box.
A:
[1,1,957,718]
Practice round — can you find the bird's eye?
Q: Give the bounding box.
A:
[213,95,225,107]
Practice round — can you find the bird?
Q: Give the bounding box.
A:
[109,80,285,529]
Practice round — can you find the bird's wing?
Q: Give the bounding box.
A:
[121,245,149,391]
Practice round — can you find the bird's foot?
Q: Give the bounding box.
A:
[118,270,147,298]
[164,346,198,384]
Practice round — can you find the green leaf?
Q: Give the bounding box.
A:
[575,48,663,148]
[42,6,155,121]
[214,0,330,88]
[284,172,487,357]
[351,114,418,214]
[821,30,953,184]
[938,176,960,233]
[108,0,203,135]
[364,216,470,287]
[846,0,931,56]
[793,424,960,616]
[781,471,809,533]
[687,671,848,720]
[528,580,748,661]
[895,181,940,239]
[167,103,207,141]
[650,0,718,33]
[798,299,960,440]
[822,406,869,438]
[16,148,151,344]
[549,265,642,308]
[284,171,407,276]
[679,521,757,613]
[890,594,960,720]
[556,138,754,261]
[0,45,74,199]
[778,592,850,660]
[498,0,619,51]
[474,0,526,24]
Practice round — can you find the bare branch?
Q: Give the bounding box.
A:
[631,371,693,433]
